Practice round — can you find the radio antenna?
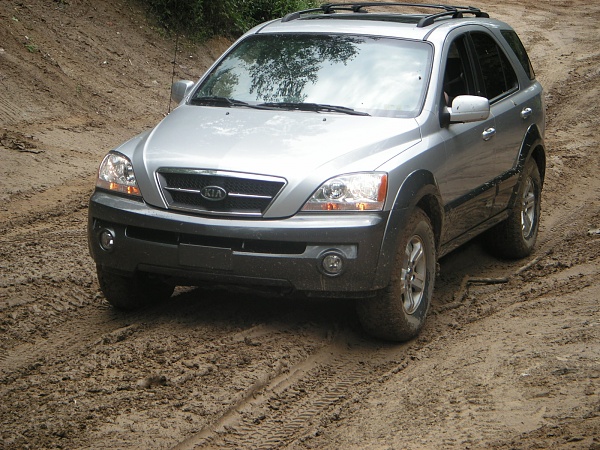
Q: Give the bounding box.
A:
[168,30,179,114]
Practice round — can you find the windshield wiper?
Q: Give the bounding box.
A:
[190,98,370,116]
[190,96,255,108]
[258,102,370,116]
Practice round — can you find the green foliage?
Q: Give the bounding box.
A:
[144,0,321,39]
[24,42,38,53]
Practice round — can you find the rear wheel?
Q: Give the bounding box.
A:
[486,159,542,259]
[96,265,174,310]
[357,208,436,342]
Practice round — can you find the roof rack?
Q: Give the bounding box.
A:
[281,3,489,27]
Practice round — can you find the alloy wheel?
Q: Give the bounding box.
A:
[400,236,426,314]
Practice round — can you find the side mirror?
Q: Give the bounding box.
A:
[171,80,195,104]
[447,95,490,123]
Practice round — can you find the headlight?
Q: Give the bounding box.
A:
[96,152,141,197]
[302,173,387,211]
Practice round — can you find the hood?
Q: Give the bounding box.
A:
[122,105,422,215]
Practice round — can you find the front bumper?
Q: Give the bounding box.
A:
[88,191,391,296]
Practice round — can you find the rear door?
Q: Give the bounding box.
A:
[468,31,530,216]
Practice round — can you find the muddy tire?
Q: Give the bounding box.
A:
[96,265,174,310]
[357,208,436,342]
[486,159,542,259]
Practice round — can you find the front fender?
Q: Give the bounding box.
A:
[372,170,443,288]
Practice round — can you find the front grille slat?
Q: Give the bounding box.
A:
[157,169,286,217]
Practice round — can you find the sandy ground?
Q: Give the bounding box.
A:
[0,0,599,448]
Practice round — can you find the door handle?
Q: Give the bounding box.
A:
[482,127,496,141]
[521,107,533,119]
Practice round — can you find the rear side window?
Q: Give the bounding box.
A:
[471,32,518,100]
[501,30,535,80]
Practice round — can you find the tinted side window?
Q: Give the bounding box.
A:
[501,30,535,80]
[443,36,476,105]
[471,32,518,100]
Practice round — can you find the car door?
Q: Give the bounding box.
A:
[437,33,498,242]
[468,31,531,216]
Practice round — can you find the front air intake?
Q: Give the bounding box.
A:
[156,168,286,217]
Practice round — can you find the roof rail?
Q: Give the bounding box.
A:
[281,3,489,27]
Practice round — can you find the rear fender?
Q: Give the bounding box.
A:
[505,125,546,211]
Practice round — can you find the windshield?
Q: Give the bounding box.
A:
[192,34,432,118]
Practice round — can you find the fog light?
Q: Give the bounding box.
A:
[321,252,344,276]
[99,229,115,251]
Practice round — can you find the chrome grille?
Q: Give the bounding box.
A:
[156,169,286,217]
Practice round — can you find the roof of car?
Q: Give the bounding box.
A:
[254,3,504,41]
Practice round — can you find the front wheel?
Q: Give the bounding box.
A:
[97,266,174,310]
[357,208,436,342]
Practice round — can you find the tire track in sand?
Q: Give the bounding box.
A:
[173,330,386,449]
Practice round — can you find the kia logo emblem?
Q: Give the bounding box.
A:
[200,186,227,201]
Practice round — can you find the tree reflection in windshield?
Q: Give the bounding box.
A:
[194,34,432,118]
[245,35,361,103]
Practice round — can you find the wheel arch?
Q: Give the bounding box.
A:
[393,170,444,249]
[373,170,444,288]
[504,124,546,213]
[518,124,546,185]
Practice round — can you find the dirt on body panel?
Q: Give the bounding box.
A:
[0,0,599,449]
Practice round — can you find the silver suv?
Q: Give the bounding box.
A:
[88,3,546,341]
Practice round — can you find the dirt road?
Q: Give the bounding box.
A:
[1,0,599,448]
